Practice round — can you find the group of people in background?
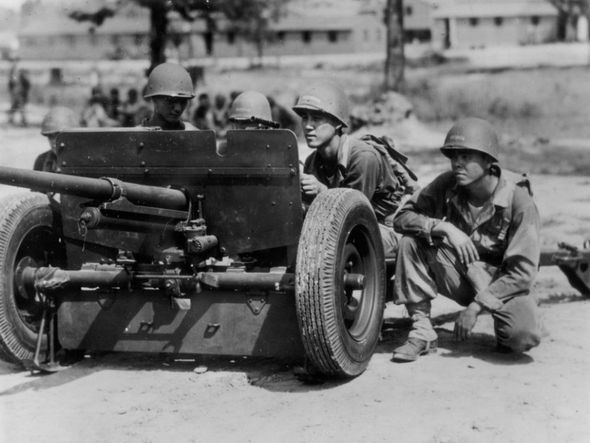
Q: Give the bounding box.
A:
[75,72,299,137]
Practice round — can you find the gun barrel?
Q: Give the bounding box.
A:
[0,166,187,210]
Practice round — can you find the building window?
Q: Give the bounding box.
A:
[494,17,503,26]
[405,6,413,16]
[302,31,311,44]
[376,29,382,40]
[469,18,479,27]
[227,31,235,44]
[111,35,120,45]
[328,30,338,43]
[134,34,143,47]
[531,16,540,26]
[277,31,285,41]
[364,29,369,40]
[65,35,75,47]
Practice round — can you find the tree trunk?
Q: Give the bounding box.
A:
[255,20,265,67]
[384,0,405,91]
[149,3,169,73]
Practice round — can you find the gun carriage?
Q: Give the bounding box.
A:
[0,128,587,377]
[0,129,385,377]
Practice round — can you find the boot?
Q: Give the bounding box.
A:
[392,337,438,362]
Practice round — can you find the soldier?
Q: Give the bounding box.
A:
[293,80,411,258]
[7,67,31,127]
[391,117,542,362]
[216,91,279,157]
[141,63,197,130]
[34,106,79,172]
[228,90,279,130]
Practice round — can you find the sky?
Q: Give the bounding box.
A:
[0,0,24,10]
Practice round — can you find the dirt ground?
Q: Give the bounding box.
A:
[0,125,589,443]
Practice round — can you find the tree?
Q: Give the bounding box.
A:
[219,0,286,63]
[384,0,405,91]
[547,0,590,40]
[69,0,213,72]
[69,0,289,72]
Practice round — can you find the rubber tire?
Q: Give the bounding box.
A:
[295,188,386,377]
[0,192,65,364]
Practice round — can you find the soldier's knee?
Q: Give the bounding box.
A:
[496,323,541,352]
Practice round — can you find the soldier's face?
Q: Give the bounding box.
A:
[448,149,491,186]
[299,110,339,149]
[152,96,189,123]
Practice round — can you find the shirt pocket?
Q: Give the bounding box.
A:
[480,212,510,248]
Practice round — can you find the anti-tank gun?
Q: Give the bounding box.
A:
[0,129,384,377]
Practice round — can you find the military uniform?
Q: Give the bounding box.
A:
[393,168,542,351]
[33,151,57,172]
[303,134,403,257]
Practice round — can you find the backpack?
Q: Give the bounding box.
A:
[360,134,420,196]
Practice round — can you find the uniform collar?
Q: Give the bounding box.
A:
[490,170,516,209]
[447,166,513,209]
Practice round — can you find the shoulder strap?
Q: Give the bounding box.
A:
[499,170,533,241]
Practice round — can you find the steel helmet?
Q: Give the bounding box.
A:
[229,90,278,127]
[440,117,499,162]
[144,63,195,99]
[292,80,349,127]
[41,106,79,135]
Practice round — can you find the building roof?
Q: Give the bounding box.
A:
[19,3,151,36]
[19,7,376,37]
[432,0,558,18]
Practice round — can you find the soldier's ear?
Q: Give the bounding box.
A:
[489,163,501,176]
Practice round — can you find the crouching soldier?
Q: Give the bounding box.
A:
[392,117,542,362]
[293,80,416,258]
[228,90,279,130]
[141,62,197,130]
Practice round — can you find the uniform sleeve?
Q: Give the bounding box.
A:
[302,153,314,175]
[340,150,380,200]
[475,192,541,308]
[393,173,450,243]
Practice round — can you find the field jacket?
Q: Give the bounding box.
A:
[393,169,540,309]
[303,135,403,225]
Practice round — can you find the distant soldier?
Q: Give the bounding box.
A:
[141,63,197,130]
[119,88,150,127]
[228,90,279,130]
[81,86,120,128]
[191,93,214,130]
[34,106,79,172]
[391,118,542,362]
[212,93,229,132]
[7,67,31,127]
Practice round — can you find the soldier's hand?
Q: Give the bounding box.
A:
[440,222,479,266]
[453,303,481,341]
[300,173,327,196]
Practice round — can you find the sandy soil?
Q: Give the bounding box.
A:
[0,127,589,443]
